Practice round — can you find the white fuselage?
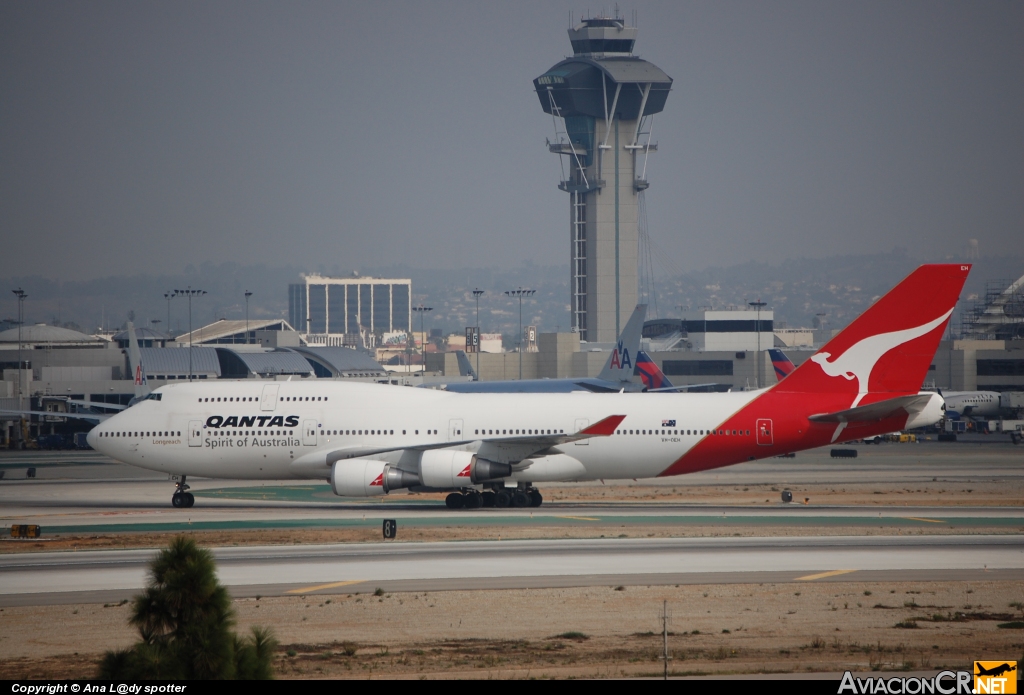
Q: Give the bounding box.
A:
[87,380,761,483]
[941,391,1002,419]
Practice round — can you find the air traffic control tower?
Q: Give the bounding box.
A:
[534,17,672,342]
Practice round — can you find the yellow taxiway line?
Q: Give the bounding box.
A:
[286,579,365,594]
[796,569,858,581]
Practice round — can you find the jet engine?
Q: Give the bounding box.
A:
[330,459,418,497]
[419,450,512,488]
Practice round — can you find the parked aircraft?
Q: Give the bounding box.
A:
[442,305,648,393]
[769,349,797,380]
[87,265,968,509]
[939,390,1002,419]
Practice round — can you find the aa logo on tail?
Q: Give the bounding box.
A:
[609,341,632,371]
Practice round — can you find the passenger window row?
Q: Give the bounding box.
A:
[196,396,329,403]
[474,429,564,435]
[99,431,181,438]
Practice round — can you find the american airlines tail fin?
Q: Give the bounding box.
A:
[768,349,796,380]
[635,350,673,390]
[775,264,970,397]
[455,350,478,381]
[126,321,150,400]
[597,304,647,383]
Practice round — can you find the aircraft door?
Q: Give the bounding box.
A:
[188,420,203,447]
[302,420,318,446]
[260,384,279,412]
[574,418,589,445]
[756,418,774,446]
[448,419,464,442]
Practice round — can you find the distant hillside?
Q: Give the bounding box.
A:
[2,252,1019,341]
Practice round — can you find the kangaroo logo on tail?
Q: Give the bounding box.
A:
[811,309,952,397]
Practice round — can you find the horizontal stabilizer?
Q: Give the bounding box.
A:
[809,394,934,424]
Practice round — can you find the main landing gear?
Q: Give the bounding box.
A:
[444,485,542,509]
[171,476,195,509]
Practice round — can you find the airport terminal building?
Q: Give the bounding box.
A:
[288,275,411,347]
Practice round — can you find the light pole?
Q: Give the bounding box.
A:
[164,292,175,337]
[504,287,535,380]
[11,289,26,405]
[244,290,253,345]
[174,287,206,381]
[749,300,767,388]
[472,288,484,378]
[412,306,433,374]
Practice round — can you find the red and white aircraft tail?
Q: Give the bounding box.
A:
[661,264,970,476]
[776,264,968,400]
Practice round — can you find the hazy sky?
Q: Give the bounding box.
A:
[2,1,1021,281]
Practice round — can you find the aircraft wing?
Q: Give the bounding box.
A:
[66,398,127,412]
[646,382,722,393]
[808,394,935,424]
[0,408,111,422]
[297,414,626,472]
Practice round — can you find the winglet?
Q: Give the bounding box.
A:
[579,414,626,437]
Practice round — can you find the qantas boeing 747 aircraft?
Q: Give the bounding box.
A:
[88,265,969,509]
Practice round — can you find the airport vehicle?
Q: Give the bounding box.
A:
[87,265,968,509]
[442,305,648,393]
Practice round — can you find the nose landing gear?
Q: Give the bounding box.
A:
[171,476,195,508]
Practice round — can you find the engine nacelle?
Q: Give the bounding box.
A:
[420,450,476,488]
[330,459,418,497]
[331,459,387,497]
[419,450,512,488]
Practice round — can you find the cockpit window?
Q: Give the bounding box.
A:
[145,393,162,401]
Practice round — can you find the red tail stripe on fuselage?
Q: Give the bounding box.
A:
[658,264,970,477]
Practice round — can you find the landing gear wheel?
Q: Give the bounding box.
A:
[512,491,531,508]
[171,475,191,509]
[529,490,543,507]
[463,491,483,509]
[494,491,511,508]
[445,492,465,509]
[481,491,496,508]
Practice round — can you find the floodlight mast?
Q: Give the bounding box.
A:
[412,306,433,375]
[504,288,535,379]
[472,289,484,378]
[11,288,26,407]
[245,290,253,345]
[749,300,767,388]
[174,287,206,381]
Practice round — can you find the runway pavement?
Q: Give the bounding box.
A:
[1,442,1022,532]
[2,535,1021,607]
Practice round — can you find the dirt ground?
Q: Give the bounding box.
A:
[2,581,1023,679]
[2,476,1021,678]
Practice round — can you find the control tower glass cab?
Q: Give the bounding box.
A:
[534,17,672,343]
